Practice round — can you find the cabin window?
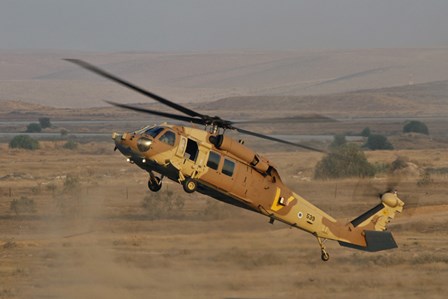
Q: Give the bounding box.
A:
[145,126,164,138]
[159,130,176,146]
[184,139,199,161]
[207,151,221,170]
[278,196,287,206]
[222,159,235,177]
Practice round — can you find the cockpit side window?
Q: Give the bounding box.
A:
[159,130,176,146]
[144,126,164,138]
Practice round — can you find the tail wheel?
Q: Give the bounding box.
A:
[148,177,162,192]
[316,237,330,262]
[183,178,197,193]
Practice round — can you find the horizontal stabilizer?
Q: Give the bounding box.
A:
[339,230,398,252]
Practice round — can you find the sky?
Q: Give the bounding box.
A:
[0,0,447,52]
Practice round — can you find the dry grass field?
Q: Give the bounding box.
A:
[1,141,447,299]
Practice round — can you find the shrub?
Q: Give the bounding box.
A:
[372,162,390,174]
[3,238,17,249]
[63,174,80,192]
[142,189,184,220]
[26,123,42,133]
[9,135,40,150]
[360,127,371,137]
[364,134,394,150]
[63,140,78,150]
[38,117,52,129]
[10,197,36,215]
[55,175,83,216]
[403,120,429,135]
[60,129,69,137]
[200,200,234,220]
[329,134,346,149]
[390,156,409,171]
[314,143,375,179]
[417,171,433,186]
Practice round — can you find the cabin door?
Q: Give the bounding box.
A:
[179,138,205,178]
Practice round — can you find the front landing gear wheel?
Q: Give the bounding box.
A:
[321,250,330,262]
[183,178,197,193]
[148,177,162,192]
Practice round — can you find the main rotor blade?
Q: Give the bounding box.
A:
[233,126,327,154]
[65,59,204,118]
[232,114,337,125]
[105,101,205,125]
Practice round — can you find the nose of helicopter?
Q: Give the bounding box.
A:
[112,132,133,157]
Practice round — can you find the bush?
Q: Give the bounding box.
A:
[200,200,234,220]
[26,123,42,133]
[142,189,184,220]
[390,156,409,171]
[372,162,390,174]
[314,143,375,179]
[329,134,346,149]
[403,120,429,135]
[60,129,69,137]
[417,171,433,186]
[55,175,83,216]
[364,134,394,150]
[10,197,36,215]
[360,127,371,137]
[9,135,40,150]
[63,140,78,150]
[38,117,52,129]
[63,174,81,192]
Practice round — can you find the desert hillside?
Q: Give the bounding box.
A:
[200,80,448,117]
[2,79,448,119]
[1,48,448,108]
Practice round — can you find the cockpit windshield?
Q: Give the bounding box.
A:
[144,126,165,138]
[133,125,165,138]
[133,126,151,134]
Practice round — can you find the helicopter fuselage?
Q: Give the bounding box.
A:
[67,59,404,261]
[113,123,403,255]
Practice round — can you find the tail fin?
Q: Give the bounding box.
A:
[339,192,404,252]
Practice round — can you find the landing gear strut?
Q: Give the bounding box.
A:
[147,172,163,192]
[317,236,330,262]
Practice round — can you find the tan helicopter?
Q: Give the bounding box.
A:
[66,59,404,261]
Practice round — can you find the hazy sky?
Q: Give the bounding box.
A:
[0,0,447,51]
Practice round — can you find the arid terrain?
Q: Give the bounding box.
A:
[1,138,448,299]
[1,49,448,298]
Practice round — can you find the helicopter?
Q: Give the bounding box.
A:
[66,59,404,261]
